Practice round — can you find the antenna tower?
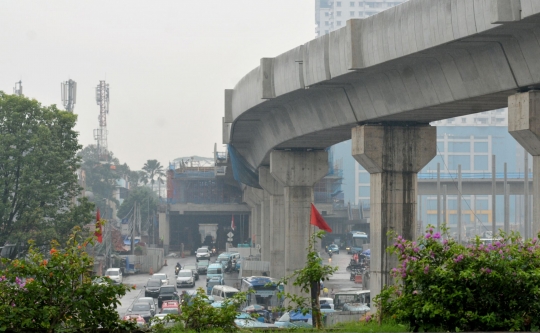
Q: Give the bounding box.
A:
[93,80,110,162]
[61,79,77,112]
[13,81,22,96]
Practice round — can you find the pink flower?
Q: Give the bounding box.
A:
[413,290,418,295]
[365,314,372,322]
[413,247,419,253]
[433,232,441,239]
[424,265,430,274]
[425,233,432,239]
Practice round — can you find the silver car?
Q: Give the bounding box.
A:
[137,297,157,316]
[126,302,153,323]
[151,273,169,286]
[176,269,195,288]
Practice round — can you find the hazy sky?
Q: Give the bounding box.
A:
[1,1,314,170]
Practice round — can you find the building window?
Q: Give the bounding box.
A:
[449,214,457,225]
[474,155,489,171]
[448,142,470,153]
[336,1,342,6]
[475,213,489,222]
[325,30,329,34]
[461,117,466,123]
[350,11,355,16]
[337,11,342,16]
[337,21,342,26]
[474,142,488,152]
[476,199,489,210]
[448,155,470,170]
[350,1,355,6]
[325,12,329,16]
[437,141,445,153]
[325,21,329,26]
[359,186,370,197]
[359,172,370,183]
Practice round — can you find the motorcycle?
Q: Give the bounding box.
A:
[175,266,180,276]
[328,250,333,258]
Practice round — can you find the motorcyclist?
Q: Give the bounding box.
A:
[175,262,181,275]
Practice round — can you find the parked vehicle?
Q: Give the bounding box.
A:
[104,268,123,284]
[333,289,370,310]
[126,302,153,322]
[198,259,209,275]
[210,285,239,302]
[183,264,199,281]
[206,263,224,282]
[157,285,179,308]
[196,248,211,261]
[319,297,334,310]
[144,278,162,298]
[137,297,157,316]
[176,269,195,288]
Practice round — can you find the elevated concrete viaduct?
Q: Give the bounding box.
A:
[226,0,540,302]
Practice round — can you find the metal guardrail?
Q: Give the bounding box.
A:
[418,172,533,180]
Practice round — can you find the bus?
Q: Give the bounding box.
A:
[240,276,282,310]
[345,231,368,254]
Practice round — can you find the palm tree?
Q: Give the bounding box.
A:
[142,160,165,195]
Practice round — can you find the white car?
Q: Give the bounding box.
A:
[195,248,211,260]
[104,268,123,284]
[151,273,169,286]
[176,269,195,288]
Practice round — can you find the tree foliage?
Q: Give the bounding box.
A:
[0,92,93,249]
[275,231,338,329]
[178,287,248,332]
[378,226,540,332]
[0,226,135,332]
[117,186,158,233]
[142,159,165,194]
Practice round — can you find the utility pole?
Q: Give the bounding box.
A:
[61,79,77,112]
[94,81,110,162]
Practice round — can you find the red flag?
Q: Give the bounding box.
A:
[95,209,103,243]
[231,215,236,231]
[310,203,332,233]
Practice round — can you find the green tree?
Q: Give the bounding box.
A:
[142,159,165,194]
[117,186,158,235]
[275,231,338,329]
[0,226,136,332]
[0,92,93,249]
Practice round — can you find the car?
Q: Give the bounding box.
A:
[195,248,211,261]
[206,263,224,282]
[160,300,179,315]
[343,302,370,312]
[92,276,111,286]
[176,269,195,288]
[126,302,153,323]
[206,276,224,294]
[104,268,123,284]
[157,285,179,308]
[181,290,215,305]
[144,278,162,298]
[197,259,209,275]
[151,273,169,286]
[183,264,199,281]
[328,244,339,254]
[150,313,177,328]
[123,315,146,327]
[137,297,157,316]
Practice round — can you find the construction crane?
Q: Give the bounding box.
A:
[61,79,77,112]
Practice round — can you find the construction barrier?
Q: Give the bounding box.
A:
[354,274,362,284]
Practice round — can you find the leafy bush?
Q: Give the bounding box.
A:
[378,227,540,331]
[177,288,247,332]
[0,227,135,332]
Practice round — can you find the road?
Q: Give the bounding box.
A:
[116,250,360,317]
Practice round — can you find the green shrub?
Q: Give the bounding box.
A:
[378,227,540,331]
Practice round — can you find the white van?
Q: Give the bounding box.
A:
[105,268,123,284]
[211,285,239,302]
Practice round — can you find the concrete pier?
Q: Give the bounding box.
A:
[259,167,286,278]
[243,187,263,248]
[270,150,328,296]
[508,91,540,236]
[352,124,436,305]
[260,191,271,262]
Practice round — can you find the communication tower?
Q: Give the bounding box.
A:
[61,79,77,112]
[13,81,22,96]
[93,81,110,162]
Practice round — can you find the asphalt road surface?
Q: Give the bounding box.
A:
[116,250,360,317]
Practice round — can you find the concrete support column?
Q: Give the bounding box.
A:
[509,91,540,237]
[243,187,264,248]
[270,150,329,296]
[352,124,436,304]
[260,191,271,262]
[259,167,285,278]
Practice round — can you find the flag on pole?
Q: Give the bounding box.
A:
[231,215,236,231]
[310,203,332,233]
[95,209,103,243]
